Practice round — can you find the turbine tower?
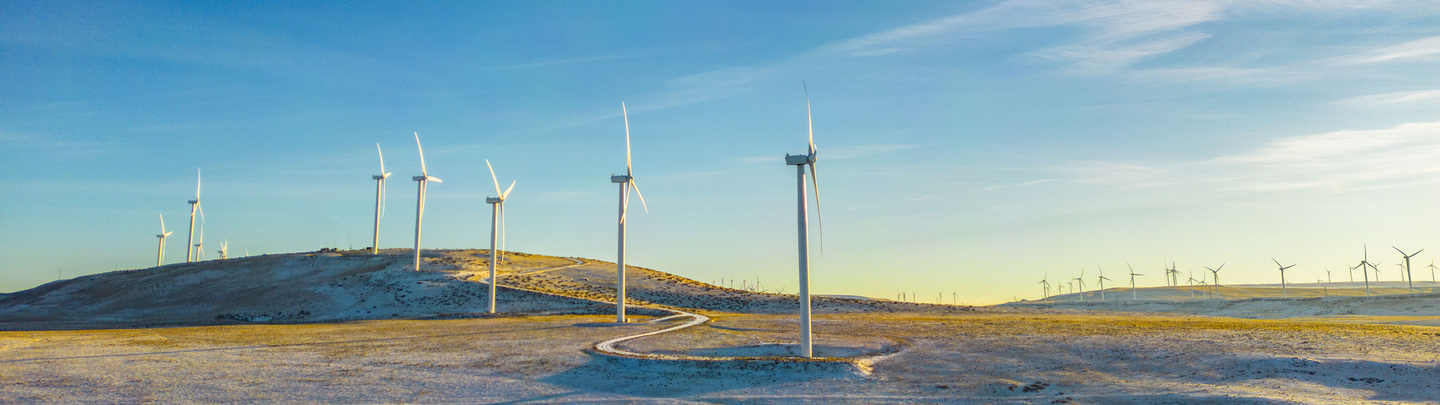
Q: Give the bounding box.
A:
[155,214,173,266]
[1127,263,1143,300]
[193,213,205,261]
[611,103,649,323]
[485,159,516,314]
[1272,258,1296,298]
[185,169,201,263]
[783,85,824,358]
[372,144,392,255]
[1204,264,1224,298]
[218,239,228,260]
[1073,269,1086,302]
[411,132,442,271]
[1428,258,1437,283]
[1394,246,1423,294]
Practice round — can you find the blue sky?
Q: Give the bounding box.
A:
[3,1,1440,304]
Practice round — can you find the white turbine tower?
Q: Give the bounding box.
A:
[1096,266,1109,301]
[1272,258,1296,298]
[372,143,392,255]
[783,85,824,358]
[155,214,173,266]
[485,159,516,314]
[193,211,206,261]
[218,239,228,260]
[185,169,201,263]
[411,132,442,271]
[611,103,649,323]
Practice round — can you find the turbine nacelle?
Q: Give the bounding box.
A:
[784,154,815,165]
[610,174,632,183]
[413,175,441,182]
[374,173,392,180]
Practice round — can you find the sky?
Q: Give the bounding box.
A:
[3,1,1440,304]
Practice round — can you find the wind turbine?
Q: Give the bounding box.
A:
[783,86,825,358]
[1073,269,1086,302]
[371,143,392,255]
[1428,258,1437,283]
[1127,263,1143,300]
[155,214,173,266]
[1272,258,1295,298]
[218,239,228,260]
[1347,263,1356,282]
[1324,268,1332,283]
[193,213,205,261]
[1097,266,1110,301]
[1394,246,1423,294]
[411,132,442,271]
[611,103,650,323]
[1204,264,1224,298]
[485,159,516,314]
[1186,272,1196,299]
[1039,272,1051,298]
[1354,245,1375,297]
[185,169,201,263]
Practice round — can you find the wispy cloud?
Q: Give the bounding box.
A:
[1332,89,1440,108]
[1337,35,1440,64]
[979,178,1054,191]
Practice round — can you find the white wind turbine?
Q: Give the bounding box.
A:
[1186,271,1196,299]
[783,85,825,358]
[1096,266,1109,301]
[1272,258,1295,298]
[1128,263,1143,300]
[1428,258,1437,283]
[155,214,173,266]
[193,212,206,261]
[1073,269,1086,302]
[1394,246,1423,294]
[1204,263,1224,298]
[1039,272,1051,298]
[610,103,649,323]
[372,143,392,255]
[485,159,516,314]
[218,239,228,260]
[185,169,202,263]
[411,132,442,271]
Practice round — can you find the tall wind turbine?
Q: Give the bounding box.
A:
[783,85,824,358]
[1096,266,1109,301]
[155,214,173,266]
[218,239,228,260]
[1186,271,1196,299]
[1354,245,1374,297]
[372,144,392,255]
[185,169,201,263]
[1128,263,1143,300]
[1073,269,1086,302]
[1272,258,1296,298]
[1347,263,1356,282]
[1324,267,1332,283]
[485,159,516,314]
[611,103,649,323]
[411,132,442,271]
[1394,246,1423,294]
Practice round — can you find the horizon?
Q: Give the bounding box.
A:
[5,1,1440,305]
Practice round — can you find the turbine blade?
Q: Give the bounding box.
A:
[629,179,649,213]
[428,177,442,183]
[377,143,386,175]
[380,178,387,218]
[623,102,632,176]
[808,162,823,253]
[804,82,814,156]
[196,169,202,200]
[500,202,507,260]
[486,159,501,197]
[159,214,166,233]
[503,181,515,199]
[415,132,428,177]
[1394,246,1405,256]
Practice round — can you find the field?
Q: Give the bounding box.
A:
[3,250,1439,403]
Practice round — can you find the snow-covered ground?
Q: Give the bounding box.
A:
[2,250,1439,403]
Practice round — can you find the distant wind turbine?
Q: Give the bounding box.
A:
[1324,268,1332,283]
[1097,266,1110,301]
[1127,263,1143,300]
[371,143,392,255]
[218,239,228,260]
[411,132,441,271]
[1347,262,1356,282]
[611,103,649,323]
[1428,258,1437,283]
[1394,246,1423,294]
[1354,245,1374,297]
[1039,272,1051,298]
[1073,269,1086,302]
[1204,264,1224,298]
[193,213,205,261]
[1272,258,1296,298]
[485,159,516,314]
[1186,271,1196,299]
[185,169,202,263]
[155,214,173,266]
[783,85,825,358]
